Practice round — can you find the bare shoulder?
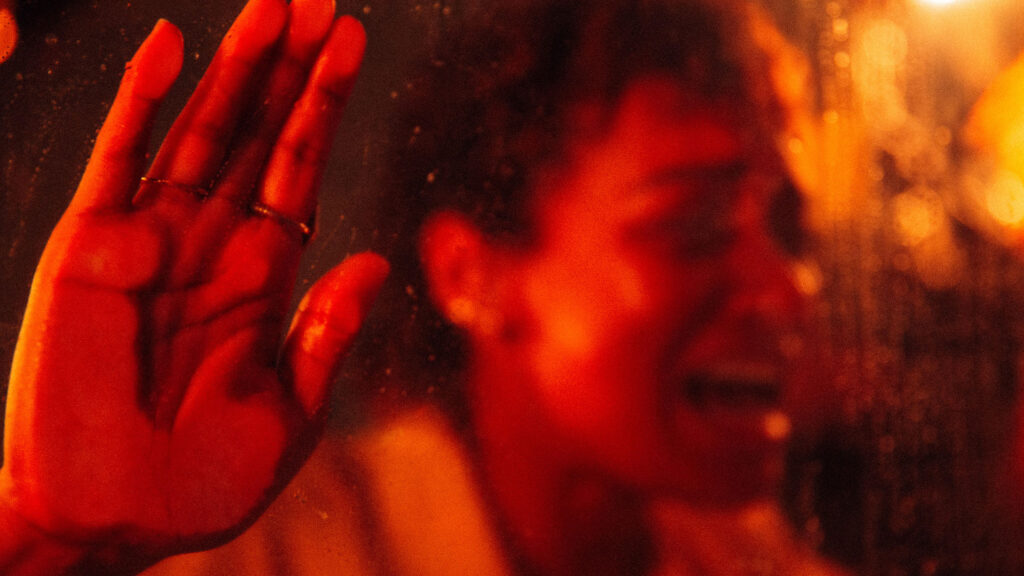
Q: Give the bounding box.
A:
[650,499,853,575]
[140,437,380,576]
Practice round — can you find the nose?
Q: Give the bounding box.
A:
[725,193,810,332]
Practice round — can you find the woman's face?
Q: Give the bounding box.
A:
[480,75,814,506]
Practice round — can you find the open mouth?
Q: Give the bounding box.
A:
[682,368,782,409]
[665,364,793,448]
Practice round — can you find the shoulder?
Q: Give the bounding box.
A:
[350,405,514,576]
[141,405,512,576]
[140,429,380,576]
[650,499,852,576]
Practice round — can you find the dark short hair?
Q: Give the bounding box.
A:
[351,0,790,421]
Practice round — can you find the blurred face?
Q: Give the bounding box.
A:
[483,76,812,506]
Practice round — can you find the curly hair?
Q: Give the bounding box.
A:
[352,0,791,420]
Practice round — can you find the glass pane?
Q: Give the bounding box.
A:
[4,0,1024,574]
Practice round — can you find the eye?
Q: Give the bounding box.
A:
[767,179,808,258]
[626,201,739,260]
[624,164,748,260]
[675,203,739,257]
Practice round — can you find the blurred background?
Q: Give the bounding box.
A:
[5,0,1024,573]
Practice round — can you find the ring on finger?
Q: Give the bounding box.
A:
[249,201,315,245]
[139,176,213,200]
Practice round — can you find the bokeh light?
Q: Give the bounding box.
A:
[985,169,1024,227]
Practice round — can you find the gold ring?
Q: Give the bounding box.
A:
[139,176,212,199]
[249,201,315,245]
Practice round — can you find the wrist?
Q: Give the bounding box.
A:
[0,494,152,576]
[0,495,87,575]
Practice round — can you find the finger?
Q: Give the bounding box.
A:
[146,0,287,187]
[280,252,388,418]
[214,0,336,201]
[69,19,182,213]
[0,0,18,66]
[256,15,365,223]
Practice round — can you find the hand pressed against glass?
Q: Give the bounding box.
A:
[0,0,385,570]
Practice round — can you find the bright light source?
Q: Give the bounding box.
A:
[985,170,1024,227]
[918,0,960,5]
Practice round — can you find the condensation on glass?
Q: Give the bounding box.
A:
[3,0,1024,573]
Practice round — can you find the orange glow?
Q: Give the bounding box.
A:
[965,50,1024,175]
[985,169,1024,227]
[854,19,909,133]
[893,189,942,246]
[764,412,792,441]
[791,261,822,297]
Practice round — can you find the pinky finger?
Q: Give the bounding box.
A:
[70,19,183,213]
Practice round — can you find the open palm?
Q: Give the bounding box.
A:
[0,0,386,565]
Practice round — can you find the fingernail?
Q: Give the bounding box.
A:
[228,0,287,54]
[329,16,366,77]
[129,18,183,98]
[152,18,183,47]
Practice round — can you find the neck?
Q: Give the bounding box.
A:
[467,357,655,576]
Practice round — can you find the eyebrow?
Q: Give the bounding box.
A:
[641,160,751,188]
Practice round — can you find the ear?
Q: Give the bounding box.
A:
[419,210,501,334]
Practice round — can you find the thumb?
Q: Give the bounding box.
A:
[280,252,389,419]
